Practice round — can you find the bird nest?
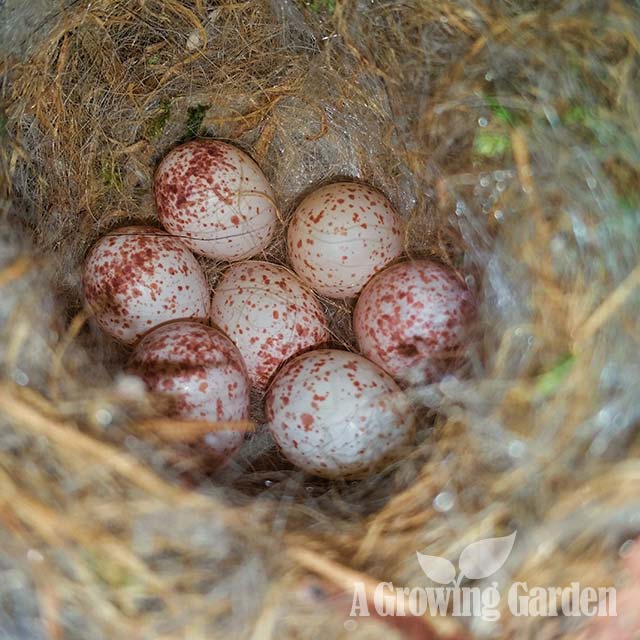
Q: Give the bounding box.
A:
[1,1,639,638]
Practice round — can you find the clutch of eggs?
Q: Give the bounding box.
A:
[287,182,403,298]
[128,321,251,458]
[83,226,210,344]
[354,259,474,384]
[211,261,329,390]
[266,349,413,478]
[155,139,278,261]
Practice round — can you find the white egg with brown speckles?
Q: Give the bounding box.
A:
[211,261,329,390]
[354,260,474,384]
[265,349,413,478]
[83,226,210,345]
[155,139,278,261]
[128,321,250,457]
[287,182,404,298]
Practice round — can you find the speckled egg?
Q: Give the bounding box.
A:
[128,321,250,457]
[210,261,329,390]
[265,349,413,478]
[287,182,404,298]
[154,139,278,261]
[353,260,474,384]
[83,226,210,344]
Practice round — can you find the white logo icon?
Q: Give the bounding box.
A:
[348,529,617,625]
[416,531,517,586]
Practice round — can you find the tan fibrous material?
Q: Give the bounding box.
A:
[0,1,639,638]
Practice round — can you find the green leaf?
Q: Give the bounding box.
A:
[535,354,575,397]
[473,131,511,157]
[485,95,518,127]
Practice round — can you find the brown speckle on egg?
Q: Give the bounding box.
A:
[287,182,404,299]
[353,260,474,384]
[154,139,278,261]
[82,226,210,344]
[128,321,250,458]
[265,349,413,478]
[211,261,329,390]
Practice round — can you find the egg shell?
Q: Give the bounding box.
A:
[265,349,413,478]
[83,226,210,345]
[210,261,329,390]
[154,139,278,261]
[286,182,404,298]
[128,321,250,457]
[353,260,474,384]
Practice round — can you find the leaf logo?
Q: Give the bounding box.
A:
[458,532,516,579]
[417,531,516,584]
[416,553,456,585]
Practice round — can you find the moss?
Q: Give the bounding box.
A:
[473,131,511,158]
[618,194,640,212]
[100,160,123,189]
[182,104,209,141]
[484,95,519,128]
[563,104,591,126]
[307,0,336,13]
[472,95,520,158]
[145,99,172,140]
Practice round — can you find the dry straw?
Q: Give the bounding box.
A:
[1,0,639,638]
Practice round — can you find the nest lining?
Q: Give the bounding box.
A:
[1,0,639,638]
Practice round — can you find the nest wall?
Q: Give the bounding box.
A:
[1,1,639,638]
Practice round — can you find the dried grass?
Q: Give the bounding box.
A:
[1,0,639,638]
